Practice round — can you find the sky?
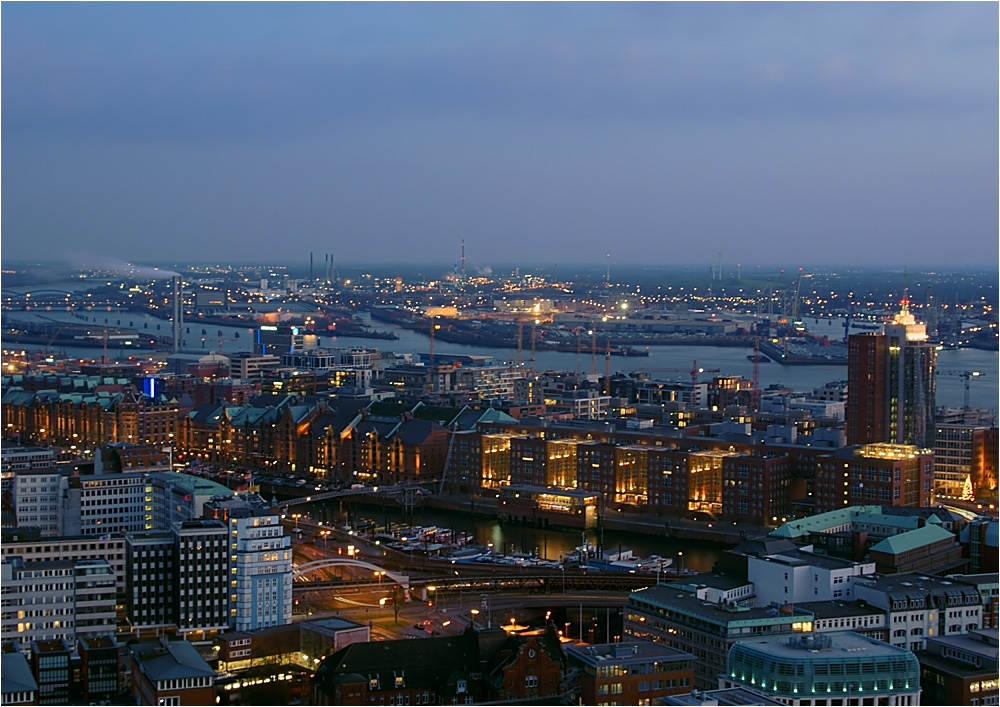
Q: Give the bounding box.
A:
[2,2,997,270]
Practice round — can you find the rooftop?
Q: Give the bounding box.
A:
[869,524,956,555]
[926,630,1000,662]
[671,572,753,591]
[794,600,884,620]
[131,640,215,682]
[855,572,982,599]
[0,652,37,696]
[662,687,786,706]
[732,631,914,659]
[629,586,813,626]
[564,641,693,667]
[759,547,867,571]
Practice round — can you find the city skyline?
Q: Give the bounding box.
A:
[3,3,998,266]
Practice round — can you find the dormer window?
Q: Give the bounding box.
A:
[456,679,467,694]
[395,674,404,688]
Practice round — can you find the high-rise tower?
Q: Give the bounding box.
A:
[847,299,936,448]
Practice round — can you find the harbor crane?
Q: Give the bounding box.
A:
[937,370,987,408]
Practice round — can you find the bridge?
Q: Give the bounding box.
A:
[276,482,432,509]
[292,567,656,597]
[292,558,410,590]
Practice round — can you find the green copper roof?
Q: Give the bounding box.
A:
[869,524,955,555]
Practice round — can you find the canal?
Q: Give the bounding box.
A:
[306,499,725,573]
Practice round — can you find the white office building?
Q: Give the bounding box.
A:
[0,557,115,654]
[205,495,293,632]
[746,546,875,607]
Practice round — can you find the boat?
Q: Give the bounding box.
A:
[746,354,771,363]
[564,543,671,573]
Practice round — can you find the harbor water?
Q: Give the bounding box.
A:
[4,309,997,410]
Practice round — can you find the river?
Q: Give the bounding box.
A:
[3,309,997,409]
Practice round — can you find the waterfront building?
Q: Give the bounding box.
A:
[812,444,934,514]
[228,352,281,380]
[623,585,814,690]
[852,572,982,651]
[205,494,293,631]
[847,301,936,449]
[256,324,306,356]
[564,641,694,706]
[721,451,793,525]
[496,485,599,528]
[918,628,998,707]
[129,640,215,707]
[0,557,116,654]
[720,632,922,707]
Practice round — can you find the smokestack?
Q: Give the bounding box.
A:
[172,275,183,352]
[310,252,314,282]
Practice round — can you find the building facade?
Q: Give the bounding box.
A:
[721,632,921,707]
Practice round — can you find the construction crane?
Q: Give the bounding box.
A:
[937,370,987,408]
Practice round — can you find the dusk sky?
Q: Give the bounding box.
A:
[2,2,997,270]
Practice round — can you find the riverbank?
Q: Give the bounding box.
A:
[423,492,754,546]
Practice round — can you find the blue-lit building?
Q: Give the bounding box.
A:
[720,631,921,706]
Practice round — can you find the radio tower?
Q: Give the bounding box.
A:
[461,240,465,281]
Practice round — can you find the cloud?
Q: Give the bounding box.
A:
[1,3,995,143]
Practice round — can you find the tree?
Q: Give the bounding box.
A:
[961,475,975,501]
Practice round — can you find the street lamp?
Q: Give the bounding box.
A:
[677,551,683,574]
[470,608,479,628]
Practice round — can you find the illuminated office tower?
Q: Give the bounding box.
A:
[848,300,936,449]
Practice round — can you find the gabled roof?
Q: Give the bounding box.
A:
[131,640,215,682]
[394,418,445,446]
[869,524,956,555]
[0,652,37,695]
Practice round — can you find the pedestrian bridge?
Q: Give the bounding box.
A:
[292,558,409,590]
